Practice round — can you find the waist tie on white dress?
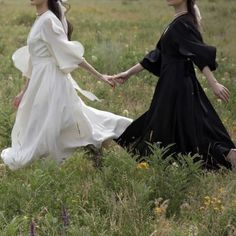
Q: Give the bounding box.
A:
[31,56,101,102]
[31,56,57,66]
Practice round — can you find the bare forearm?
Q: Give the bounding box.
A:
[113,63,144,83]
[126,63,144,77]
[202,66,218,88]
[79,58,102,80]
[22,79,30,93]
[202,66,230,103]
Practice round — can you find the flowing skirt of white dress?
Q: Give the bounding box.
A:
[1,58,132,170]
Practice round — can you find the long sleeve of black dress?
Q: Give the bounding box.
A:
[172,19,218,72]
[140,41,162,76]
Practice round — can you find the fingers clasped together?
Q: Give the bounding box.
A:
[100,71,130,89]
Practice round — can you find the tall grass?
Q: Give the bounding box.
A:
[0,0,236,235]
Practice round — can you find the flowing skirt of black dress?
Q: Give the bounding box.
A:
[115,60,235,170]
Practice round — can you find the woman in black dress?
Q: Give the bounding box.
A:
[114,0,236,169]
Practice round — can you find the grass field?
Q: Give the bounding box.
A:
[0,0,236,235]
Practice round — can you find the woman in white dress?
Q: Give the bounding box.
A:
[1,0,132,170]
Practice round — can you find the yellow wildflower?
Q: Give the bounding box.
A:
[201,195,225,212]
[153,198,169,217]
[204,196,210,201]
[137,162,149,170]
[154,207,164,215]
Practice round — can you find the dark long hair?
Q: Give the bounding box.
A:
[186,0,198,27]
[48,0,73,40]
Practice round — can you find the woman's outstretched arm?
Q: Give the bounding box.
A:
[202,66,230,103]
[80,58,115,87]
[113,63,144,84]
[13,78,30,109]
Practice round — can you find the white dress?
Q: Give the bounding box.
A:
[1,11,132,170]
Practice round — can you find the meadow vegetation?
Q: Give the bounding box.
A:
[0,0,235,235]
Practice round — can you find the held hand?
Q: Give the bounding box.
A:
[13,91,24,109]
[211,82,230,103]
[113,71,130,84]
[99,75,116,88]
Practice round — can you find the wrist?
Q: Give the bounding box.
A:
[97,74,103,81]
[209,79,218,88]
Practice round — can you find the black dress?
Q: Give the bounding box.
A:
[116,14,235,169]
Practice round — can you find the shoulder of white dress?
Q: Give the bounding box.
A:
[41,11,61,26]
[40,12,63,34]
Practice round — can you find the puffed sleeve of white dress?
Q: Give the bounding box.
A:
[40,16,85,74]
[12,46,33,79]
